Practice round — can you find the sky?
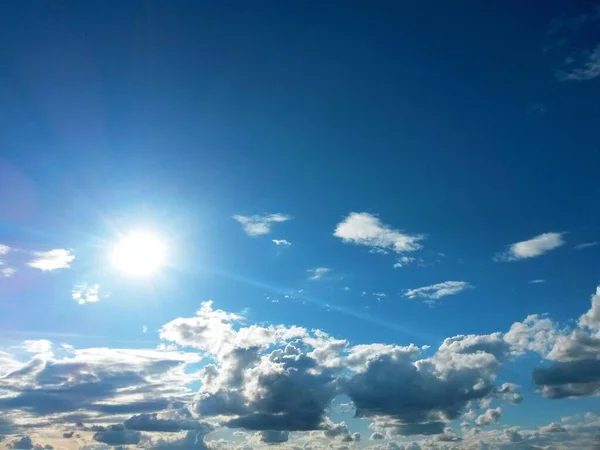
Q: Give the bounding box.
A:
[0,1,600,449]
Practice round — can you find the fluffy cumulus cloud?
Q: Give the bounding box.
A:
[403,281,472,303]
[475,407,502,426]
[4,287,600,448]
[27,249,75,271]
[232,213,291,236]
[495,232,564,261]
[334,212,424,254]
[526,287,600,399]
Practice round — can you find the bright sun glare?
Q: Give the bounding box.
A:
[111,231,166,277]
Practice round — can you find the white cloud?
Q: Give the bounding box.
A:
[475,407,502,426]
[529,279,546,284]
[308,267,331,280]
[403,281,473,301]
[0,265,16,278]
[232,213,291,236]
[373,293,387,299]
[72,284,100,304]
[575,241,598,250]
[393,256,416,268]
[0,245,15,277]
[143,326,148,333]
[560,44,600,81]
[495,232,564,261]
[28,249,75,271]
[334,212,424,253]
[272,239,291,246]
[23,339,53,356]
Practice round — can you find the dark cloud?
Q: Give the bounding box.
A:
[92,424,141,446]
[62,431,74,438]
[346,351,495,435]
[0,348,199,418]
[203,347,337,432]
[534,359,600,398]
[124,413,214,433]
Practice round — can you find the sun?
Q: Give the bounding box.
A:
[111,231,167,277]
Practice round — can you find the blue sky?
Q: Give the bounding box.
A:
[1,2,600,449]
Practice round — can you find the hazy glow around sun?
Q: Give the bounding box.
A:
[111,231,166,277]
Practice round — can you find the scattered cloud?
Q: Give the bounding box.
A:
[475,407,502,426]
[232,213,291,236]
[27,249,75,271]
[143,325,148,333]
[393,256,416,268]
[308,267,331,280]
[22,339,53,356]
[559,44,600,81]
[0,245,15,277]
[574,241,598,250]
[529,279,546,284]
[334,212,424,254]
[403,281,473,302]
[272,239,291,246]
[72,284,100,304]
[372,292,387,299]
[1,265,16,278]
[495,232,564,261]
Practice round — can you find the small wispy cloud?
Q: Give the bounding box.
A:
[393,256,416,268]
[308,267,331,280]
[529,279,546,284]
[404,281,473,302]
[373,292,387,299]
[574,241,598,250]
[233,213,291,236]
[142,326,148,333]
[28,249,75,271]
[72,284,100,304]
[272,239,291,246]
[0,245,15,277]
[495,232,564,262]
[559,44,600,81]
[334,212,424,254]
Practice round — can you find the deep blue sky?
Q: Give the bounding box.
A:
[0,2,599,449]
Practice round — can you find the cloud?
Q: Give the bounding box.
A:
[1,266,16,277]
[272,239,291,246]
[124,413,214,433]
[560,44,600,80]
[495,232,564,261]
[0,347,201,417]
[529,279,546,284]
[151,430,212,449]
[232,214,291,236]
[22,340,53,356]
[403,281,472,302]
[334,213,424,254]
[27,249,75,271]
[308,267,331,280]
[393,256,416,268]
[475,407,502,426]
[72,284,100,304]
[255,430,289,443]
[574,241,598,250]
[93,424,141,446]
[0,245,15,277]
[579,286,600,329]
